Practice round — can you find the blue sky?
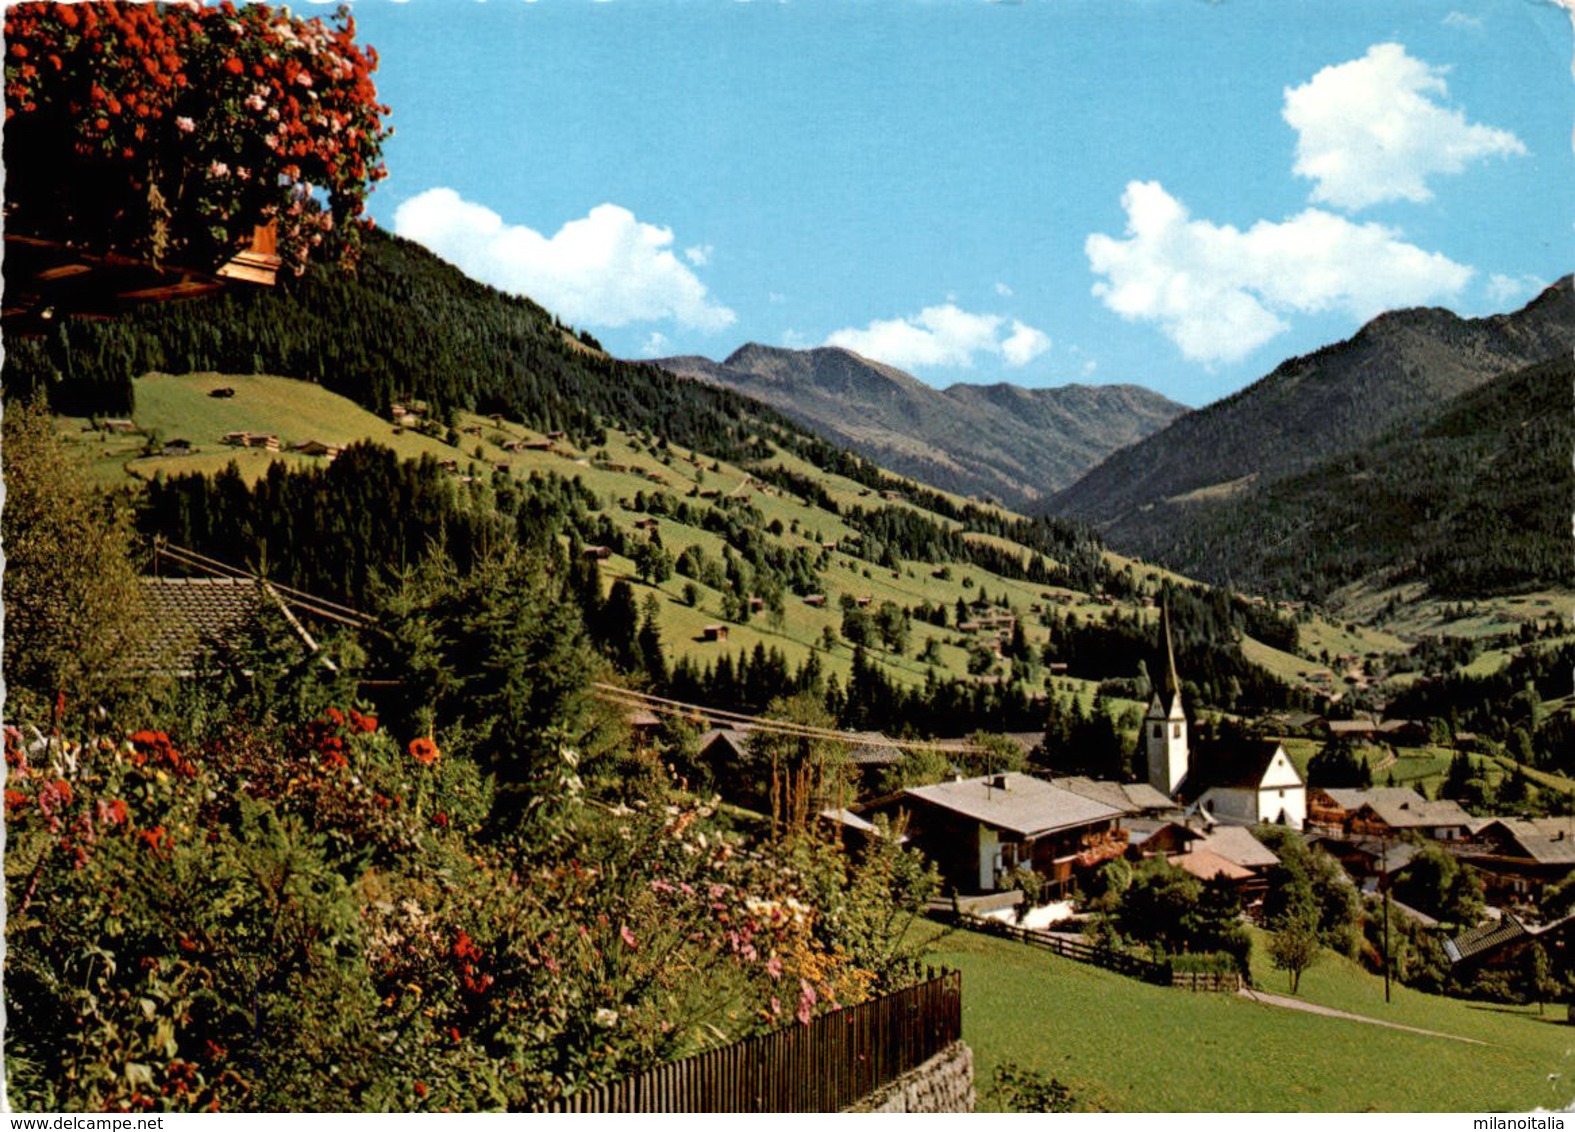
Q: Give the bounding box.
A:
[347,0,1571,407]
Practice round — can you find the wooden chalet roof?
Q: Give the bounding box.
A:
[3,226,278,334]
[1195,825,1280,870]
[1468,818,1575,866]
[1327,788,1472,830]
[1058,776,1177,815]
[1168,847,1253,883]
[1445,915,1526,965]
[902,772,1124,839]
[132,577,318,673]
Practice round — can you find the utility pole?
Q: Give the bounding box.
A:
[1382,834,1392,1004]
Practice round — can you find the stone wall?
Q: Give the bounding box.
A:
[845,1041,975,1113]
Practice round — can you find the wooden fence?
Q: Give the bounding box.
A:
[539,968,962,1112]
[959,914,1172,984]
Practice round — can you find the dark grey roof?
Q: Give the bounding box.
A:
[1197,825,1279,870]
[903,772,1123,838]
[132,577,317,673]
[1469,819,1575,866]
[1058,776,1177,814]
[1446,914,1533,965]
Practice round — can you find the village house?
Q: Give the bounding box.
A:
[1445,911,1575,978]
[701,624,729,643]
[581,545,612,561]
[1456,818,1575,904]
[290,439,342,459]
[885,772,1127,896]
[1308,787,1474,842]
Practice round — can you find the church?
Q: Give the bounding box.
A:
[1144,609,1306,830]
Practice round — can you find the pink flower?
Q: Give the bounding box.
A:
[208,160,230,178]
[620,924,638,950]
[796,979,817,1026]
[174,115,195,133]
[766,955,783,980]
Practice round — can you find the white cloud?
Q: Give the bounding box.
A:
[1283,43,1525,210]
[393,187,735,332]
[768,291,787,304]
[1486,272,1546,306]
[1001,321,1052,367]
[640,332,671,357]
[781,328,808,348]
[825,304,1050,371]
[1085,181,1473,364]
[994,281,1013,297]
[684,244,712,266]
[1443,11,1483,29]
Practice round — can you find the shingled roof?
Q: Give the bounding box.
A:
[1469,818,1575,866]
[903,772,1123,839]
[1058,776,1177,815]
[131,577,319,674]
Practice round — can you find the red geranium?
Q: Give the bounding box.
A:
[408,737,439,766]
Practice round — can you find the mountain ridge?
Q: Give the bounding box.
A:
[1049,278,1574,541]
[651,342,1186,509]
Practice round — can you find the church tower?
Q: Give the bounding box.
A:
[1146,603,1189,796]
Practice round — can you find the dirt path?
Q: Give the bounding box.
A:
[1238,985,1487,1045]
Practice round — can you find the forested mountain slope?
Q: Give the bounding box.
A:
[1050,278,1574,570]
[1155,354,1575,602]
[654,343,1184,509]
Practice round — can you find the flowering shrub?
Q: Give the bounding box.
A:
[4,713,933,1110]
[4,1,389,274]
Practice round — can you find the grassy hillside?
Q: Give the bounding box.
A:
[921,922,1575,1112]
[84,371,1150,703]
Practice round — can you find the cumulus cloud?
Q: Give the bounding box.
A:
[1486,272,1546,307]
[684,244,712,266]
[824,304,1050,370]
[393,188,735,332]
[640,332,671,357]
[1085,181,1473,364]
[1283,43,1525,210]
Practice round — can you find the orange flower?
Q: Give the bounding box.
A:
[223,56,244,75]
[408,737,439,765]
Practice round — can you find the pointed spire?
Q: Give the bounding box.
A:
[1163,599,1180,699]
[1162,599,1184,719]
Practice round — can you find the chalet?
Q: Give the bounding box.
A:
[1128,820,1279,904]
[1445,911,1575,977]
[462,425,483,436]
[803,594,827,608]
[1057,777,1178,818]
[291,440,341,459]
[546,431,566,441]
[160,439,194,455]
[101,418,138,433]
[520,438,554,451]
[1306,832,1420,891]
[701,624,729,642]
[209,387,236,399]
[626,707,662,747]
[392,410,422,428]
[820,542,838,551]
[698,488,721,499]
[632,518,660,532]
[1311,788,1473,842]
[855,595,872,608]
[747,596,766,614]
[131,577,322,677]
[1377,718,1430,747]
[581,545,612,561]
[1457,818,1575,903]
[889,772,1127,896]
[1324,718,1380,743]
[222,431,281,452]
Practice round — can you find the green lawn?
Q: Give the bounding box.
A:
[917,921,1575,1112]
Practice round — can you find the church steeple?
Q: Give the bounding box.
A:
[1146,601,1189,796]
